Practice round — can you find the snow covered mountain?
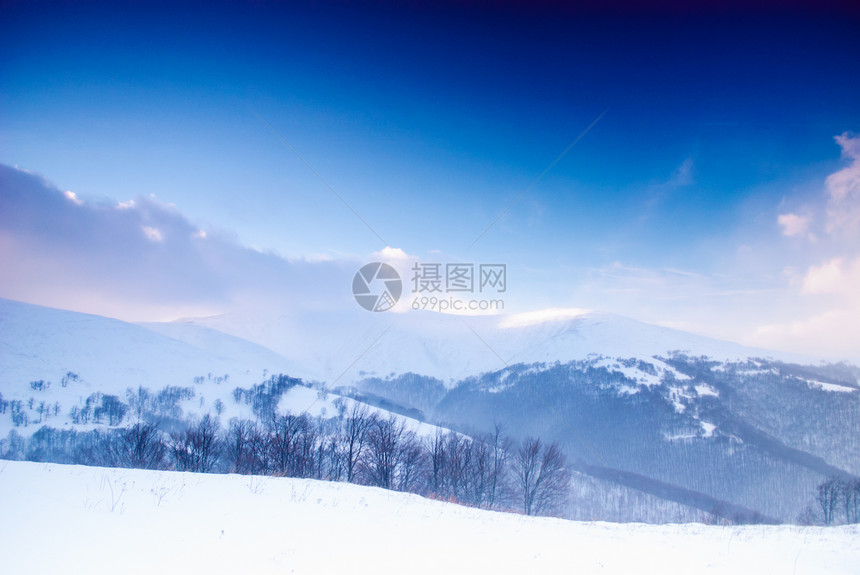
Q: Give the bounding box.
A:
[0,298,439,439]
[171,306,859,523]
[0,298,297,396]
[175,305,817,388]
[2,297,857,523]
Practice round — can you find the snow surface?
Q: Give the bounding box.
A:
[1,460,857,575]
[807,380,858,393]
[695,384,720,397]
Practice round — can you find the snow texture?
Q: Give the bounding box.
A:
[1,460,857,575]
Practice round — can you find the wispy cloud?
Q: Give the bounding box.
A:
[637,157,695,223]
[777,212,812,239]
[743,133,860,359]
[63,190,84,206]
[0,164,361,321]
[567,135,860,360]
[668,157,694,188]
[825,132,860,237]
[3,134,860,362]
[801,257,860,297]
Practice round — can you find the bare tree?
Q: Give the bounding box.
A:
[513,437,541,515]
[841,478,860,524]
[422,427,510,509]
[444,432,471,502]
[817,476,842,526]
[266,412,318,478]
[267,413,303,476]
[225,420,266,475]
[487,422,512,510]
[425,429,447,497]
[796,504,818,526]
[118,422,166,469]
[341,404,376,483]
[466,436,494,508]
[397,436,426,493]
[171,415,222,473]
[126,386,153,422]
[361,415,418,490]
[512,437,571,516]
[324,434,346,482]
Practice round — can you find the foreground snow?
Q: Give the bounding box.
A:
[1,461,856,574]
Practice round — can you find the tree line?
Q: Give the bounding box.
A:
[812,475,860,525]
[4,403,572,518]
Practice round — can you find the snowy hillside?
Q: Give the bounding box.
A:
[0,298,440,438]
[0,298,289,438]
[2,297,857,525]
[0,296,828,402]
[179,306,817,388]
[0,298,298,396]
[1,461,857,575]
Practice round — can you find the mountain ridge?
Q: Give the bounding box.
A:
[2,297,857,523]
[168,305,825,387]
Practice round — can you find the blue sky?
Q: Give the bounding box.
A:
[2,1,860,358]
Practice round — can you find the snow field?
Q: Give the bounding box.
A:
[1,461,857,575]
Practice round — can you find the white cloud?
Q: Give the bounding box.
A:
[777,212,810,237]
[745,134,860,359]
[499,307,591,328]
[825,132,860,237]
[63,190,83,206]
[669,157,694,187]
[141,226,163,242]
[638,159,694,222]
[0,164,361,322]
[801,256,860,298]
[4,133,860,361]
[581,262,724,302]
[372,246,411,261]
[745,308,860,361]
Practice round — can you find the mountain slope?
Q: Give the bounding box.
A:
[179,307,818,387]
[0,298,440,439]
[0,298,297,397]
[2,298,857,523]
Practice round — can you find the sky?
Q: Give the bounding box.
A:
[1,1,860,359]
